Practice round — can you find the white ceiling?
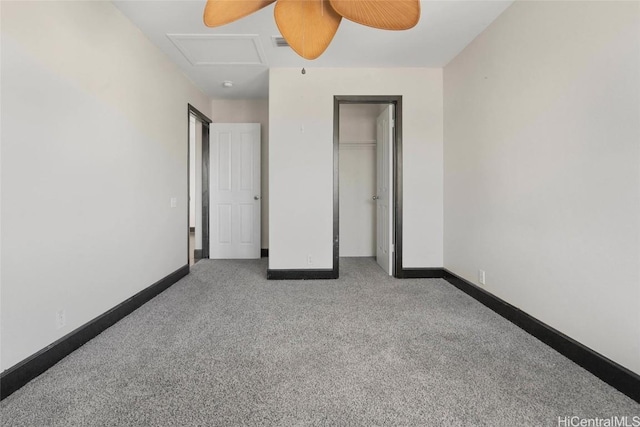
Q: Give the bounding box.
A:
[114,0,513,99]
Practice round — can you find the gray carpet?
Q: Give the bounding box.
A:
[1,258,638,426]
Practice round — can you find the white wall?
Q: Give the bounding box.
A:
[211,99,269,249]
[339,104,379,257]
[444,1,640,374]
[269,68,443,270]
[0,1,211,371]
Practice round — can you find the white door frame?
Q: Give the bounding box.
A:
[333,96,405,278]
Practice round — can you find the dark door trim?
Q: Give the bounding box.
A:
[189,104,212,124]
[187,104,212,264]
[334,96,404,278]
[201,124,210,259]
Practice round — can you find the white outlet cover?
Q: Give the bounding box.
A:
[478,270,486,285]
[56,310,66,329]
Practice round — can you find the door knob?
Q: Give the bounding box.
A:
[254,195,260,200]
[372,196,379,200]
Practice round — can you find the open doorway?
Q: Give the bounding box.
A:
[338,102,395,275]
[187,104,212,266]
[334,96,404,278]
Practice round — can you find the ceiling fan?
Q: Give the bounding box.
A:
[203,0,420,60]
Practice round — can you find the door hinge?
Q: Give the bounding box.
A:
[391,243,395,253]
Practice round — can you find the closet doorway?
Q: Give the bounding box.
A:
[334,96,402,277]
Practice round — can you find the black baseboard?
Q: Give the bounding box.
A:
[0,264,189,400]
[442,269,640,404]
[267,269,337,280]
[194,249,203,260]
[397,268,445,279]
[261,249,269,258]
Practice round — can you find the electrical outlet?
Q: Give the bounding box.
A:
[56,309,66,329]
[478,270,486,286]
[170,197,177,208]
[307,254,312,265]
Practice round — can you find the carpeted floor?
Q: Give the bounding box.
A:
[1,258,638,426]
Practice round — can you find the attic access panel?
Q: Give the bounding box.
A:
[167,34,268,66]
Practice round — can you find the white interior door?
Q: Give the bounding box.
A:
[210,123,261,259]
[376,105,394,275]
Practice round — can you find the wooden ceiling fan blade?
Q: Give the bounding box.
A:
[329,0,420,30]
[275,0,342,60]
[204,0,276,27]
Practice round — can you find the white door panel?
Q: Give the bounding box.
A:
[376,106,394,275]
[210,123,261,259]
